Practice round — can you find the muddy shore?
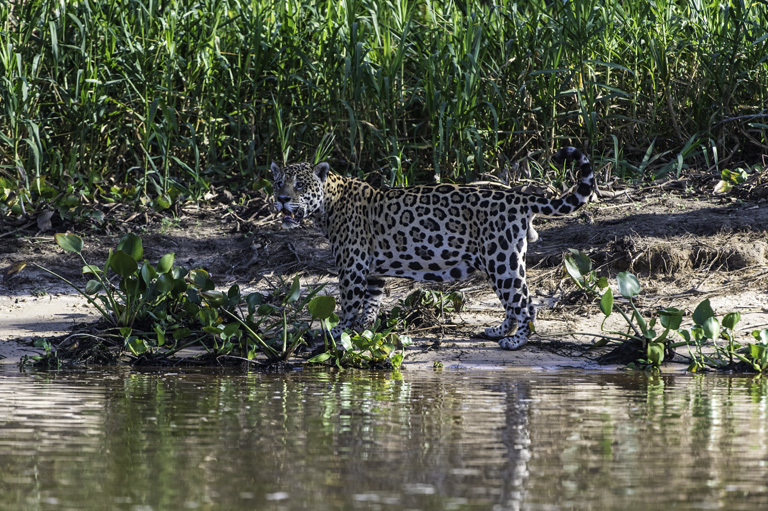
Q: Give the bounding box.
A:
[2,182,767,369]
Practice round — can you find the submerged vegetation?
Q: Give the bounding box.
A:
[2,0,768,218]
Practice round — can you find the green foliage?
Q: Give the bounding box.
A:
[388,288,465,329]
[35,233,410,369]
[38,232,188,333]
[713,166,757,194]
[20,338,61,369]
[741,329,768,373]
[308,319,411,371]
[564,250,766,373]
[2,0,768,218]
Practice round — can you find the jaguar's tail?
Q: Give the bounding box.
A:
[530,146,595,217]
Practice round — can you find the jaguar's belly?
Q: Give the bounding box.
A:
[371,258,477,283]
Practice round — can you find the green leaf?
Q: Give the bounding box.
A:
[617,272,641,298]
[157,253,175,273]
[109,250,139,277]
[339,331,353,351]
[154,325,166,346]
[323,312,340,333]
[172,266,188,280]
[201,291,227,307]
[750,343,766,361]
[257,304,274,316]
[122,276,141,297]
[752,329,768,344]
[563,249,592,285]
[127,338,148,355]
[285,276,301,304]
[308,295,336,320]
[223,285,241,307]
[172,275,188,295]
[702,317,721,341]
[246,292,264,313]
[659,307,683,330]
[568,249,592,274]
[153,195,171,211]
[647,341,665,367]
[633,309,649,336]
[722,312,741,331]
[85,280,103,295]
[191,269,215,291]
[222,322,241,338]
[116,233,143,261]
[82,264,101,275]
[155,273,175,294]
[692,299,715,326]
[308,352,333,363]
[55,233,83,254]
[187,288,201,305]
[600,287,613,317]
[172,327,190,340]
[140,263,157,286]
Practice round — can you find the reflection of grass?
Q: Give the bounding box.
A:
[2,0,768,217]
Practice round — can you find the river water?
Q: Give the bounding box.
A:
[1,367,766,510]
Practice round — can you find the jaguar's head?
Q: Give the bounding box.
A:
[270,161,330,229]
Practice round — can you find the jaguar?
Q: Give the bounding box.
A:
[271,147,594,350]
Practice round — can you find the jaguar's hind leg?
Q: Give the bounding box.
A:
[484,267,535,350]
[497,304,536,350]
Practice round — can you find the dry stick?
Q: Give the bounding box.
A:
[0,220,36,238]
[715,113,768,127]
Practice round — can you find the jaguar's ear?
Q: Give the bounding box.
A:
[314,162,330,183]
[270,162,281,180]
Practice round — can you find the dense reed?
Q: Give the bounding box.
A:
[1,0,767,206]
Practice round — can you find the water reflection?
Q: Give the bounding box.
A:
[0,368,767,510]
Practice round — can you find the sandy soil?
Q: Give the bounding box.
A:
[2,176,767,369]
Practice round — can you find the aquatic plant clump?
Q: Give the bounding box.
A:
[563,249,768,373]
[26,232,410,369]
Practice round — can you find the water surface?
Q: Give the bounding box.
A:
[1,367,766,510]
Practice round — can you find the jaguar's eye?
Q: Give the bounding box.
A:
[294,180,304,190]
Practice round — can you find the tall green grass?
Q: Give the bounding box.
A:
[1,0,767,209]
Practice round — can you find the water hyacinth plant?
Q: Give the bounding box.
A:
[564,249,768,373]
[1,0,767,215]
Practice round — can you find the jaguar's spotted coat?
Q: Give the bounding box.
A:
[271,147,594,350]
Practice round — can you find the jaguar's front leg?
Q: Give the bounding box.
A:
[329,258,371,339]
[330,272,364,339]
